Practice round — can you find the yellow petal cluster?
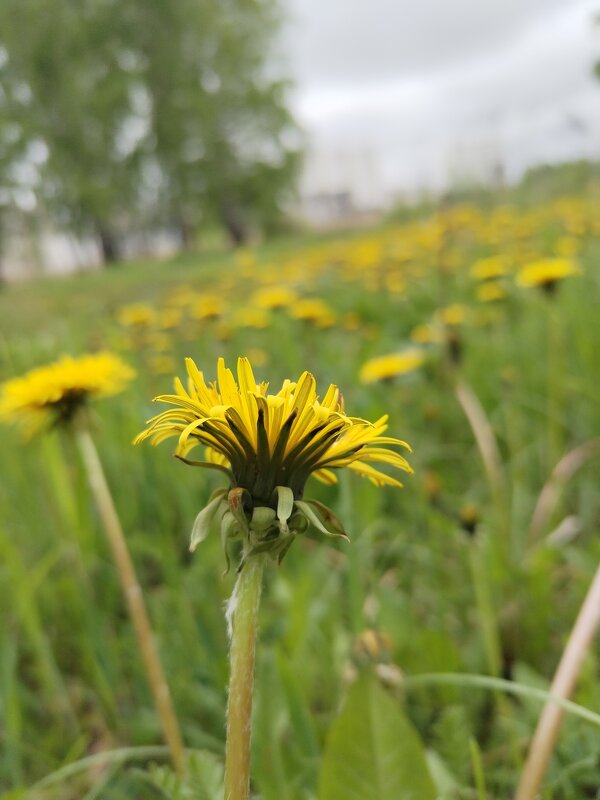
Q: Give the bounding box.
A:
[0,352,135,432]
[516,258,580,289]
[359,350,425,384]
[135,356,412,501]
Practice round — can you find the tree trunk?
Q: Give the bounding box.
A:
[176,211,194,250]
[220,200,248,247]
[96,223,120,265]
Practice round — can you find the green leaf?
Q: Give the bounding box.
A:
[319,671,437,800]
[144,751,223,800]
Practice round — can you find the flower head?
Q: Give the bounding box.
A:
[359,349,425,384]
[290,298,336,328]
[135,357,412,562]
[470,256,508,282]
[0,352,135,434]
[516,258,580,291]
[476,281,507,303]
[137,356,411,499]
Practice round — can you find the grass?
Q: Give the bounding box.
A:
[0,197,599,799]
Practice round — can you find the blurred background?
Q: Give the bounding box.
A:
[0,0,599,280]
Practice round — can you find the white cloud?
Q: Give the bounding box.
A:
[284,0,600,197]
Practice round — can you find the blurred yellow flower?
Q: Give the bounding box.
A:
[135,356,412,500]
[435,304,467,327]
[290,298,336,328]
[410,324,443,345]
[470,256,508,281]
[231,307,271,330]
[516,258,580,290]
[191,294,224,321]
[0,353,134,433]
[252,286,298,310]
[359,349,424,384]
[476,281,507,303]
[117,303,156,328]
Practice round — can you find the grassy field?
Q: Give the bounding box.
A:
[0,196,599,799]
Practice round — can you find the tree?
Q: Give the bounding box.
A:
[0,0,145,264]
[126,0,301,246]
[0,0,300,267]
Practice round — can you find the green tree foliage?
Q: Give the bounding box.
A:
[124,0,300,246]
[0,0,300,264]
[0,0,138,263]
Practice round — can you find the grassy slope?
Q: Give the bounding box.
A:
[0,215,599,799]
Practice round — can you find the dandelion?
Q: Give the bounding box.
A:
[470,256,508,282]
[476,281,507,304]
[191,293,224,321]
[0,353,184,772]
[290,298,336,328]
[136,355,412,800]
[230,307,271,330]
[251,286,298,310]
[516,258,580,292]
[410,324,444,345]
[359,349,425,384]
[116,303,156,328]
[0,352,134,434]
[435,303,467,327]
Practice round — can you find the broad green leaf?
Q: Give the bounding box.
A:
[319,671,437,800]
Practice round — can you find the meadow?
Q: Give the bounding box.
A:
[0,195,599,799]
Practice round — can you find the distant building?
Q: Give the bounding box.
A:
[296,145,386,227]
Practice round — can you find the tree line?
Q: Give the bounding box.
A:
[0,0,301,265]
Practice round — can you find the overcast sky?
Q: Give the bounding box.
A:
[283,0,600,201]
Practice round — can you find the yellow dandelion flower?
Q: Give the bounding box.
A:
[290,298,336,328]
[359,349,425,384]
[251,286,298,310]
[470,256,508,282]
[230,307,271,330]
[0,352,134,433]
[435,304,467,327]
[190,294,224,321]
[117,303,156,328]
[476,281,507,303]
[516,258,580,290]
[410,324,444,345]
[135,356,411,503]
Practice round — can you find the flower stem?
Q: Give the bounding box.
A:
[224,553,267,800]
[75,426,185,774]
[515,560,600,800]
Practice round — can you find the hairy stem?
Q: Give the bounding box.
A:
[224,554,266,800]
[75,426,185,774]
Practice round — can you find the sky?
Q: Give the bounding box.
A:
[282,0,600,203]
